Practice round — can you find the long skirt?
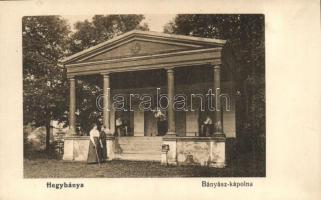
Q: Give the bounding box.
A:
[100,141,107,161]
[87,137,101,164]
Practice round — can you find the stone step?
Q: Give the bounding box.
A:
[117,136,163,139]
[117,141,162,146]
[114,136,163,162]
[116,144,161,151]
[120,150,161,154]
[116,136,163,141]
[117,140,162,146]
[117,147,162,152]
[115,153,161,161]
[117,141,162,145]
[116,139,163,144]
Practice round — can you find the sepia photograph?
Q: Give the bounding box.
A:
[1,0,320,199]
[23,14,265,178]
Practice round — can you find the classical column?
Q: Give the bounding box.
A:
[69,76,76,134]
[166,68,176,135]
[102,73,111,130]
[213,65,224,135]
[102,73,115,160]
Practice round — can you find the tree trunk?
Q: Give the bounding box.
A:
[45,119,51,152]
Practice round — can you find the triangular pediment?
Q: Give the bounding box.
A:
[62,30,226,64]
[81,39,201,62]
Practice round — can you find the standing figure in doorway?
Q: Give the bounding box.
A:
[202,115,213,137]
[87,123,102,164]
[115,116,123,136]
[154,108,167,136]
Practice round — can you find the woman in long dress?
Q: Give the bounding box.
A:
[87,123,101,164]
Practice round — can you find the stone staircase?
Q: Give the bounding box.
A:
[114,136,163,161]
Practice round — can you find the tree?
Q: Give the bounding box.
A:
[65,15,149,133]
[69,15,149,53]
[23,16,71,151]
[164,14,265,161]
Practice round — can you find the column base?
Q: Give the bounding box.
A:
[62,138,74,161]
[212,132,226,138]
[67,127,77,135]
[209,162,226,168]
[106,135,115,160]
[162,136,177,165]
[163,161,178,166]
[161,151,178,166]
[165,132,176,136]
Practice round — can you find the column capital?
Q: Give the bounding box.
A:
[102,73,110,78]
[165,67,175,73]
[212,65,221,69]
[68,75,76,80]
[101,72,111,77]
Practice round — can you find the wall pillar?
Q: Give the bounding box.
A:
[69,76,76,134]
[102,73,111,130]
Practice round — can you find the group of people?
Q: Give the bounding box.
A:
[86,114,215,164]
[87,123,111,164]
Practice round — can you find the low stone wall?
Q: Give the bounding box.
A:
[62,135,116,161]
[63,136,90,161]
[162,136,226,168]
[63,135,226,168]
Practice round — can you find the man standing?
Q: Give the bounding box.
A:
[203,115,213,137]
[99,125,108,162]
[115,116,123,136]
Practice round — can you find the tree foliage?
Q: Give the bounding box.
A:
[23,16,71,150]
[69,15,149,53]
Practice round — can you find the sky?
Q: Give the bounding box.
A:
[62,14,177,33]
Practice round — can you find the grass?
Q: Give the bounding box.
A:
[24,154,265,178]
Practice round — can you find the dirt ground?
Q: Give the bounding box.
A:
[24,156,265,178]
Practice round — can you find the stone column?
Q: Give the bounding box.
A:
[166,68,176,135]
[102,73,111,130]
[162,68,177,166]
[69,76,76,134]
[213,65,224,135]
[102,73,115,160]
[208,65,226,168]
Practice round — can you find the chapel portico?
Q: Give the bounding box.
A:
[61,30,234,168]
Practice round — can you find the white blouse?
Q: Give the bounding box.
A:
[89,129,100,144]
